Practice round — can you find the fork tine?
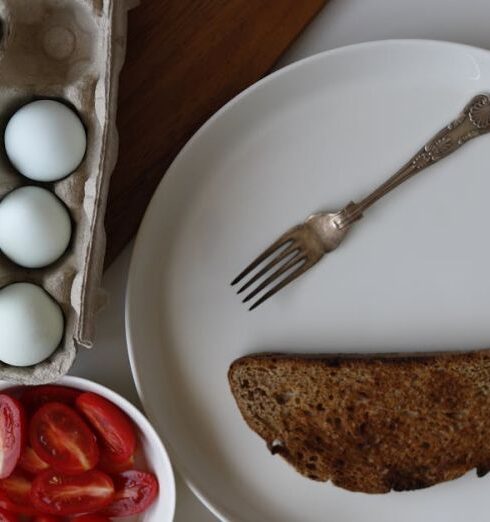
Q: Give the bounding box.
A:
[248,260,313,311]
[231,231,297,286]
[237,243,299,295]
[242,254,305,304]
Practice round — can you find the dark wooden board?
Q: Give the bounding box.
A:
[105,0,327,265]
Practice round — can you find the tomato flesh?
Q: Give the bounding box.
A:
[71,515,110,522]
[0,508,18,522]
[20,386,80,413]
[18,446,49,475]
[76,393,136,463]
[99,449,134,474]
[30,403,99,474]
[0,492,36,516]
[31,469,114,516]
[101,470,158,517]
[33,516,62,522]
[0,395,26,479]
[0,469,36,516]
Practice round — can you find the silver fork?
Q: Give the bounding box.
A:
[232,94,490,310]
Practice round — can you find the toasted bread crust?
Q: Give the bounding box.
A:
[228,351,490,493]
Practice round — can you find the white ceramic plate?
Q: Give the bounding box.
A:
[126,40,490,521]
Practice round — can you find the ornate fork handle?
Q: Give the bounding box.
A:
[336,94,490,228]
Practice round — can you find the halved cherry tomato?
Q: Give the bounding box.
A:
[20,386,80,413]
[0,469,36,516]
[0,492,35,516]
[0,508,18,522]
[76,393,136,463]
[1,388,21,400]
[71,515,110,522]
[30,403,99,474]
[18,446,49,475]
[31,470,114,516]
[0,395,26,479]
[101,470,158,517]
[99,449,134,474]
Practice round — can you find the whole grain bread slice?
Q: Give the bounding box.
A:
[228,351,490,493]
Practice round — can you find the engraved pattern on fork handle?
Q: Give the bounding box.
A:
[335,94,490,229]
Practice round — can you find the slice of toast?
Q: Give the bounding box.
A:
[228,351,490,493]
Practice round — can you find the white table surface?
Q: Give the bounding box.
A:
[70,0,490,519]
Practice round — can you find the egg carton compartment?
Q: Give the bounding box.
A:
[0,0,136,384]
[0,0,100,86]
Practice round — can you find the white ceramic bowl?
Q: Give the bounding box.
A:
[0,375,176,522]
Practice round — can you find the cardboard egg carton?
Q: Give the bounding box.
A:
[0,0,137,383]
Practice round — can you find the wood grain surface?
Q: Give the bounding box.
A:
[105,0,327,265]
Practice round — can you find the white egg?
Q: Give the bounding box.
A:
[4,99,86,182]
[0,283,64,367]
[0,186,72,268]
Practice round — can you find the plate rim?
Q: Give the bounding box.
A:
[125,38,490,521]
